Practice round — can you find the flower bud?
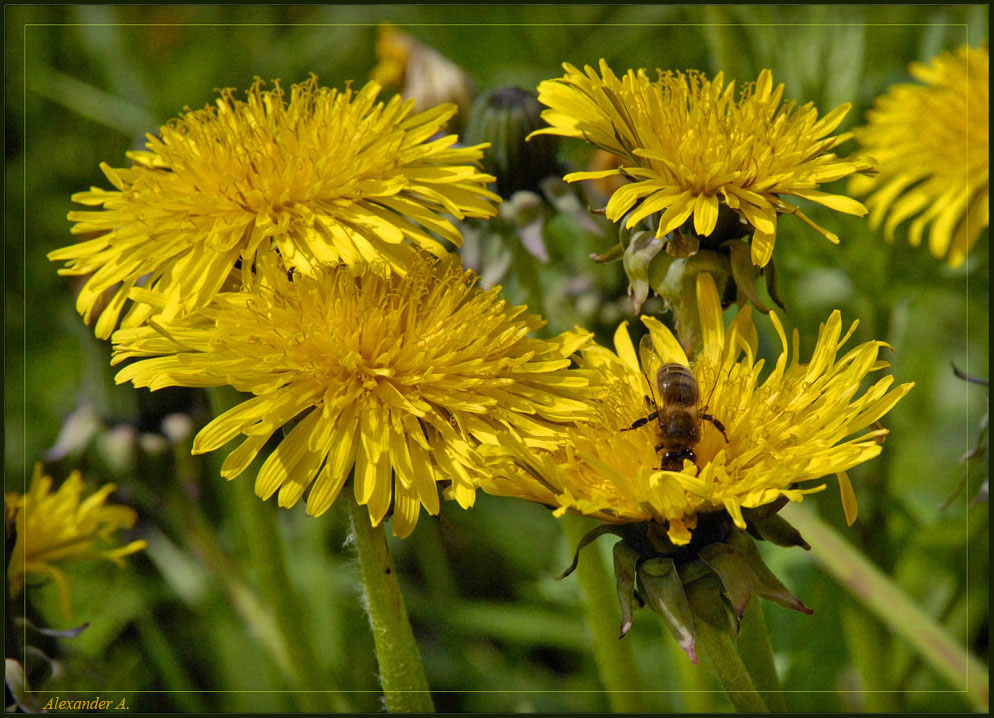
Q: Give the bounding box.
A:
[464,87,561,198]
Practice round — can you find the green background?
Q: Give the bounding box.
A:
[5,4,988,713]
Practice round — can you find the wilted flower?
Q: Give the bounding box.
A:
[51,75,499,338]
[6,464,146,617]
[532,60,874,266]
[112,253,594,537]
[480,273,912,656]
[371,24,475,120]
[850,45,989,268]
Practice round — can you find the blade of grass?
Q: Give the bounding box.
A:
[783,504,989,712]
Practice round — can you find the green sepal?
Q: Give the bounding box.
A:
[684,572,738,635]
[726,240,772,314]
[748,513,811,550]
[698,543,754,619]
[623,230,666,312]
[613,541,640,638]
[559,524,623,580]
[590,242,624,263]
[741,495,789,522]
[764,256,787,310]
[637,557,697,663]
[674,558,710,584]
[727,530,814,615]
[648,250,730,356]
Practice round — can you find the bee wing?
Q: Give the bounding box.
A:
[695,346,731,412]
[638,333,664,406]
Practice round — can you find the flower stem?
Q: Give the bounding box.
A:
[736,600,787,712]
[783,504,989,712]
[695,617,769,713]
[509,237,546,328]
[347,495,434,713]
[562,516,650,712]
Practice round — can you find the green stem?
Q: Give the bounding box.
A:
[561,516,650,713]
[509,236,546,330]
[783,504,989,712]
[736,600,787,712]
[695,617,769,713]
[347,495,434,713]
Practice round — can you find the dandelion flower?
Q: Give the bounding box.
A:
[51,76,499,339]
[532,60,874,266]
[850,46,989,267]
[112,254,594,537]
[6,464,147,618]
[481,272,913,545]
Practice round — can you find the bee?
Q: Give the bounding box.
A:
[623,361,728,471]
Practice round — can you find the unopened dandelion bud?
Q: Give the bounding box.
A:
[465,86,561,198]
[623,230,667,313]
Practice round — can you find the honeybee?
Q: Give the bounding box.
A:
[623,361,728,471]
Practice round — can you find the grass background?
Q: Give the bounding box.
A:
[5,4,989,713]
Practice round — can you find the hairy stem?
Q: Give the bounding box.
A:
[347,495,434,713]
[736,600,786,712]
[696,617,769,713]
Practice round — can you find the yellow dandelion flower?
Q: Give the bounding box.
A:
[481,272,913,546]
[6,464,147,618]
[850,46,989,267]
[50,75,500,339]
[111,254,594,537]
[532,60,874,266]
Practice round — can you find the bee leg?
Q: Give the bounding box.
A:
[701,413,729,443]
[622,410,659,432]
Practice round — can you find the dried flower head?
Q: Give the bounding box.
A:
[371,25,475,118]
